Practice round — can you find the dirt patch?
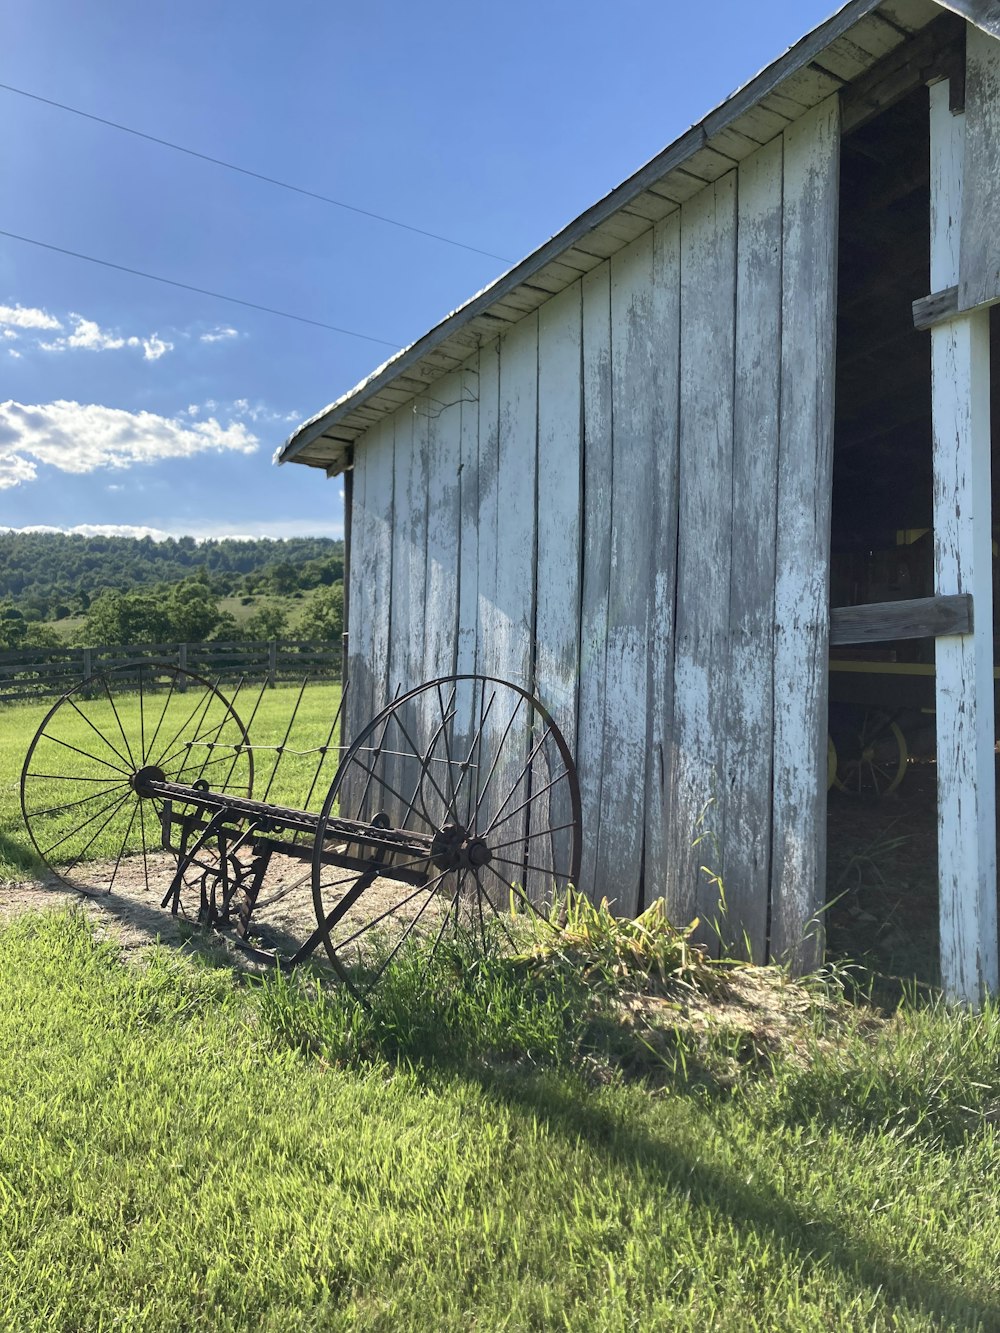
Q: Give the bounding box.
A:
[0,847,458,973]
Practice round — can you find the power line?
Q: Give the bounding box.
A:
[0,228,403,348]
[0,81,512,265]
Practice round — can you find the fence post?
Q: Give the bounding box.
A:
[268,639,277,689]
[178,642,187,690]
[82,646,92,682]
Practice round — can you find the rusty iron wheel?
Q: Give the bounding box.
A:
[20,663,253,898]
[310,674,582,999]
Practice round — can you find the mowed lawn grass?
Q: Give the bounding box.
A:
[2,690,1000,1328]
[0,909,999,1330]
[0,681,344,881]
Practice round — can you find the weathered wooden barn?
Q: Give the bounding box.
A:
[278,0,1000,1002]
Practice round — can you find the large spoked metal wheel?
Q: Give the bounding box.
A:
[834,708,908,797]
[310,674,582,997]
[21,663,253,897]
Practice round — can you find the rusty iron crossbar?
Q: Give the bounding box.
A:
[141,776,436,861]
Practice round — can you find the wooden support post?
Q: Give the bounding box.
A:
[177,642,187,692]
[267,640,278,690]
[929,77,998,1004]
[82,646,92,683]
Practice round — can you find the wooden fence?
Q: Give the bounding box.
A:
[0,638,344,704]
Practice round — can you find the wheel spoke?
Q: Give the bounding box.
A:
[107,801,141,892]
[481,768,570,838]
[60,792,135,872]
[37,732,131,776]
[26,780,131,821]
[41,788,134,859]
[101,676,137,769]
[64,696,133,771]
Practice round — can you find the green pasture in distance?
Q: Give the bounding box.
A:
[0,680,343,883]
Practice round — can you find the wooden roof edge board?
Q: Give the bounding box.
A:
[276,0,985,470]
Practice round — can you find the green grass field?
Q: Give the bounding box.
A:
[2,689,1000,1328]
[0,910,998,1330]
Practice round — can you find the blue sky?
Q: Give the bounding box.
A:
[1,0,835,542]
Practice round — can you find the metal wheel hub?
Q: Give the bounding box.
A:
[429,824,494,873]
[130,764,166,796]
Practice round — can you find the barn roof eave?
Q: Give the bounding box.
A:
[275,0,994,475]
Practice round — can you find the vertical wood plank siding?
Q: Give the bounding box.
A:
[770,97,840,970]
[345,95,840,963]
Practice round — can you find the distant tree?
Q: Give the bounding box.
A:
[166,578,220,642]
[297,584,344,642]
[0,607,27,649]
[83,591,172,645]
[243,605,288,640]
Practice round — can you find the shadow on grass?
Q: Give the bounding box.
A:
[471,1066,999,1330]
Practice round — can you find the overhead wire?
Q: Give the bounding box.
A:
[0,227,403,348]
[0,81,512,264]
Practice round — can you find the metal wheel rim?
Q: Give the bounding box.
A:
[20,662,253,896]
[310,673,582,997]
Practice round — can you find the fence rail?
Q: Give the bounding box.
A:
[0,638,343,704]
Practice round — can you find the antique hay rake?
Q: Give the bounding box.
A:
[20,665,581,997]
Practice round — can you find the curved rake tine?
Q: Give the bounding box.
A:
[352,683,403,822]
[261,676,310,804]
[292,686,350,846]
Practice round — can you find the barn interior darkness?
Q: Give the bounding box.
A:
[828,68,999,979]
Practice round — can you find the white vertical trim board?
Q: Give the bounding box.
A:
[930,76,999,1005]
[770,95,840,971]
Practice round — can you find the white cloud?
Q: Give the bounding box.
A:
[0,400,259,489]
[200,326,239,343]
[7,349,21,360]
[13,523,176,541]
[0,304,61,331]
[3,519,345,541]
[39,315,173,360]
[3,329,18,341]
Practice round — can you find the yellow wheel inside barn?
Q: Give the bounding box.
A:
[834,709,908,797]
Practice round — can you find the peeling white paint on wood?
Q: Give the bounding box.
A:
[959,26,1000,312]
[722,135,783,961]
[534,283,583,891]
[930,76,999,1006]
[643,211,681,912]
[576,264,614,899]
[669,172,738,933]
[596,230,656,917]
[769,96,839,971]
